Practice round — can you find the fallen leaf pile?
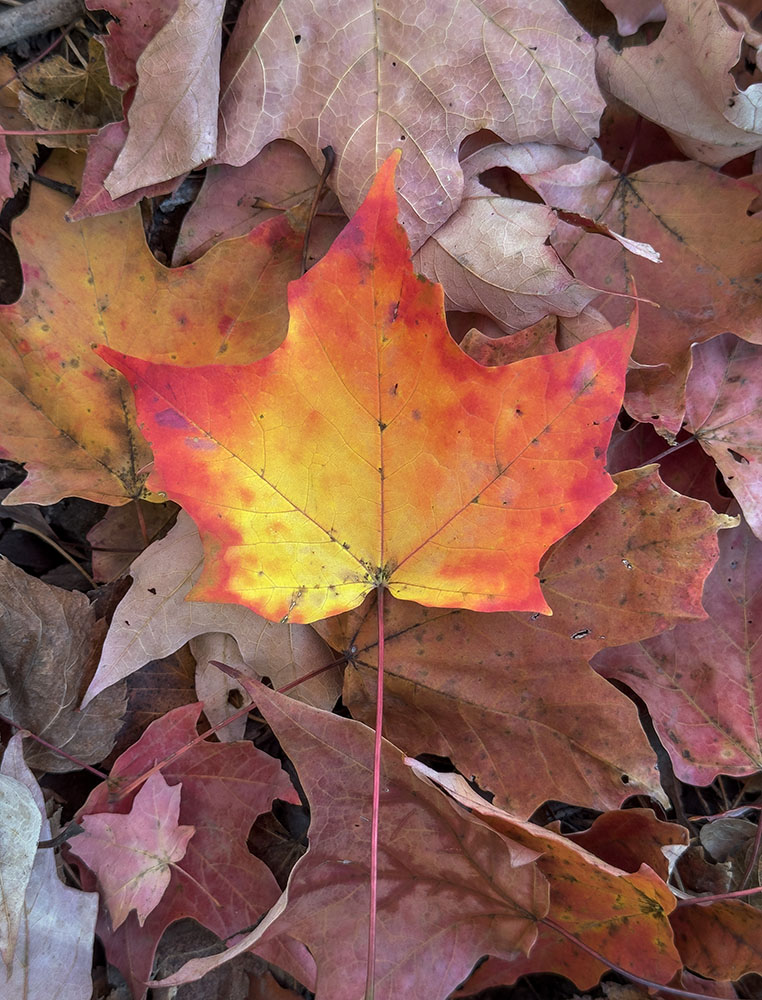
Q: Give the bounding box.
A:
[0,1,761,998]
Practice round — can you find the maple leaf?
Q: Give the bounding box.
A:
[593,516,761,784]
[329,593,663,816]
[154,681,680,998]
[68,702,299,1000]
[69,773,194,930]
[671,898,762,980]
[0,151,304,505]
[99,152,634,625]
[1,734,98,1000]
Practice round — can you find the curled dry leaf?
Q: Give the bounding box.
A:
[106,0,226,199]
[173,139,346,266]
[518,155,762,434]
[596,0,762,167]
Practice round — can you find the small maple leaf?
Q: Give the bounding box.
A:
[99,152,634,625]
[69,773,194,929]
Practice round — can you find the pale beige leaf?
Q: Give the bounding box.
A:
[0,774,40,969]
[217,0,604,246]
[106,0,225,198]
[597,0,762,166]
[0,735,97,1000]
[85,512,340,707]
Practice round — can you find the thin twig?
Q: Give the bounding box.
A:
[301,145,336,275]
[11,523,95,586]
[0,713,108,778]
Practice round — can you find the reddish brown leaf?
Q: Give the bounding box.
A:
[459,316,558,367]
[671,899,762,980]
[684,333,762,538]
[153,682,554,998]
[334,594,663,817]
[594,517,762,784]
[568,809,689,881]
[519,156,762,434]
[69,702,299,1000]
[413,764,681,991]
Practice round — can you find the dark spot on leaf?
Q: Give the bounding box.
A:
[728,448,749,464]
[147,587,156,595]
[294,33,301,42]
[571,629,591,639]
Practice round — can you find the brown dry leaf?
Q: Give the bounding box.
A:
[459,316,558,366]
[85,512,341,709]
[105,0,226,198]
[18,39,122,152]
[87,500,178,583]
[596,0,762,166]
[329,594,663,816]
[0,558,125,772]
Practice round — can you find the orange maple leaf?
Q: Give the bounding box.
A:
[99,152,634,625]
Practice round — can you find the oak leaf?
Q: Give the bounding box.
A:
[0,151,303,505]
[594,516,762,784]
[69,773,194,930]
[69,702,299,1000]
[100,153,634,625]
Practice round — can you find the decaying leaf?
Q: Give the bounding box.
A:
[0,558,125,772]
[0,773,41,968]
